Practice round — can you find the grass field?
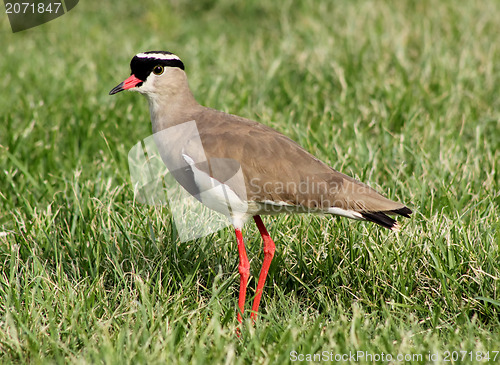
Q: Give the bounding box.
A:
[1,0,499,363]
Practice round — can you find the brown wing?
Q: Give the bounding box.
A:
[191,108,411,224]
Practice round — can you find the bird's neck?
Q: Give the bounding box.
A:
[147,83,202,134]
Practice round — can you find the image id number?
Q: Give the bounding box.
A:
[5,2,63,14]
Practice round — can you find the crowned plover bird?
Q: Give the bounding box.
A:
[109,51,412,323]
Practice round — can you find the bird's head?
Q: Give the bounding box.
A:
[109,51,186,97]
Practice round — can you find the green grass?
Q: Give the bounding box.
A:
[1,0,499,363]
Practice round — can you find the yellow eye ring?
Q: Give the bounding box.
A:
[153,65,164,75]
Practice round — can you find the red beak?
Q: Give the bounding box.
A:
[109,75,143,95]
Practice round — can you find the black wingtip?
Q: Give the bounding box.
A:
[361,207,412,231]
[361,211,398,230]
[391,206,412,218]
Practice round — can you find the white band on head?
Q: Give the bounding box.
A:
[136,52,181,61]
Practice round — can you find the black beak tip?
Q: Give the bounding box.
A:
[109,82,124,95]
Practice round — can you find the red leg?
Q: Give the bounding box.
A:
[251,215,276,320]
[235,227,250,323]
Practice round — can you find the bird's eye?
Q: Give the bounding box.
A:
[153,65,164,75]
